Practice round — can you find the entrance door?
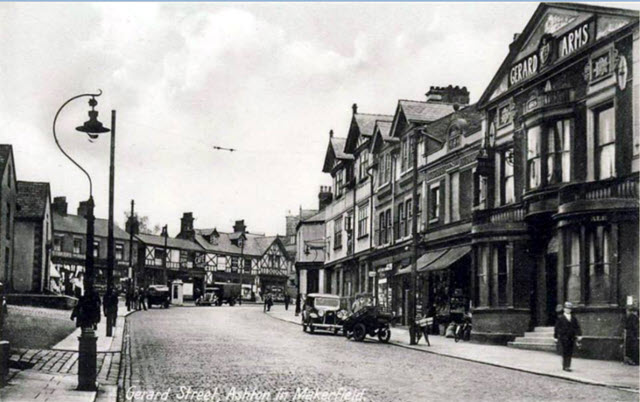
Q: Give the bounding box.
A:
[545,253,558,326]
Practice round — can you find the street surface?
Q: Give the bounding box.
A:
[122,305,636,402]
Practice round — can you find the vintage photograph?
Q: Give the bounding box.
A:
[0,2,638,401]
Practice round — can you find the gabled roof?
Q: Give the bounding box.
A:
[396,100,455,125]
[0,145,14,178]
[423,104,483,155]
[478,2,639,108]
[16,181,50,220]
[53,212,131,241]
[135,233,204,252]
[345,113,393,153]
[194,229,284,258]
[371,120,399,154]
[322,136,353,173]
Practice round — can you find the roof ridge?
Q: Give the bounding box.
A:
[355,112,393,117]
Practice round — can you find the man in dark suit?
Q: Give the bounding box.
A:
[554,301,582,371]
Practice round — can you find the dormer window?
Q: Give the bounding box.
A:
[334,169,344,198]
[448,126,461,150]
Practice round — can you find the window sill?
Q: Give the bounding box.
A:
[357,234,369,240]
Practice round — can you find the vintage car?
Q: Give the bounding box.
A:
[147,285,170,308]
[343,293,394,343]
[195,292,218,306]
[301,293,348,334]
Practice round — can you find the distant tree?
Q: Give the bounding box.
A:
[123,211,160,235]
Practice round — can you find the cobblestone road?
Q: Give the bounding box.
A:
[122,306,636,402]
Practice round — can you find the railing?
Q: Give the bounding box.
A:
[523,88,575,115]
[473,203,526,225]
[558,174,639,206]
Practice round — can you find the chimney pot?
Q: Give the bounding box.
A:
[352,103,358,115]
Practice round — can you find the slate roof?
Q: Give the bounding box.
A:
[371,120,399,154]
[194,229,282,258]
[0,145,12,176]
[398,100,455,123]
[322,136,354,173]
[135,233,203,252]
[53,212,131,240]
[16,181,50,220]
[354,114,393,137]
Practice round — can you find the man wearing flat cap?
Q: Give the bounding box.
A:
[554,301,582,371]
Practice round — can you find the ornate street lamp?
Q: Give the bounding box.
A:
[237,233,246,306]
[53,90,110,391]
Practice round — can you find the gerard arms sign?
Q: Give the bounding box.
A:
[509,19,594,87]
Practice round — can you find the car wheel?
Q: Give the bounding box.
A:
[353,323,367,342]
[333,328,340,335]
[378,327,391,343]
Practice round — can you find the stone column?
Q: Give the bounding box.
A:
[318,269,325,293]
[299,269,307,297]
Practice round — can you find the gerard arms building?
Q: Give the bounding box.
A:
[470,2,638,359]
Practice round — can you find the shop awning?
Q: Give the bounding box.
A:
[416,250,449,272]
[421,246,471,273]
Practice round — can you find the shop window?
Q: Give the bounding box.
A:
[588,225,611,304]
[450,172,460,222]
[496,245,508,306]
[595,105,615,180]
[527,126,542,189]
[428,184,440,222]
[476,246,490,307]
[564,228,582,304]
[73,238,82,255]
[333,217,342,250]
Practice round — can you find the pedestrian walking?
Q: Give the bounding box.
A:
[138,287,148,311]
[125,286,131,312]
[295,293,301,316]
[263,293,269,313]
[624,305,639,365]
[103,289,119,330]
[267,294,274,312]
[284,294,290,311]
[554,301,582,371]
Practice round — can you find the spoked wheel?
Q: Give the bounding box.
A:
[353,323,367,342]
[378,326,391,343]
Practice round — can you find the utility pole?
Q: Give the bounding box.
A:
[409,130,420,345]
[129,200,135,288]
[162,225,168,286]
[106,111,116,338]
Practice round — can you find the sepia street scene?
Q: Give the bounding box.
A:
[0,2,638,401]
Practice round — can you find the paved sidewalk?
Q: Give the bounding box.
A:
[267,306,639,391]
[2,300,135,402]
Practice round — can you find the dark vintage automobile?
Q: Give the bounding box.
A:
[195,292,218,306]
[343,294,394,343]
[147,285,170,308]
[301,293,348,335]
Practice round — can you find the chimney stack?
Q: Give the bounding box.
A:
[233,220,246,234]
[180,212,195,240]
[77,201,91,218]
[425,85,470,106]
[329,129,334,138]
[52,196,67,215]
[318,186,333,211]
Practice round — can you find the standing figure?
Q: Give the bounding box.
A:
[295,293,301,316]
[138,287,147,311]
[263,293,269,313]
[624,306,639,365]
[284,294,290,311]
[267,294,274,312]
[554,301,582,372]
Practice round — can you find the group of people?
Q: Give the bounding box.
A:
[70,288,118,331]
[262,293,292,312]
[125,286,149,311]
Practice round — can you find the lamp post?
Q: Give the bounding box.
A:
[161,225,168,286]
[238,234,246,306]
[53,90,110,391]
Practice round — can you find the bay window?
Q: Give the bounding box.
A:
[527,126,542,189]
[547,119,572,184]
[503,149,515,204]
[564,228,582,304]
[588,225,611,304]
[595,105,615,180]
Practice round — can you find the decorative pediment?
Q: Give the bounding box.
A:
[480,3,637,108]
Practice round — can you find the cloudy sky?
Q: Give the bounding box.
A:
[0,2,636,236]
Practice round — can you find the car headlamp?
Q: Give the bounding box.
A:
[337,309,348,320]
[318,310,325,317]
[310,312,319,319]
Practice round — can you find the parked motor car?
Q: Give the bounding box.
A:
[195,292,218,306]
[209,283,240,306]
[147,285,170,308]
[301,293,348,335]
[343,293,394,343]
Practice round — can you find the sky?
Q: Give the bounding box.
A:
[1,2,637,236]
